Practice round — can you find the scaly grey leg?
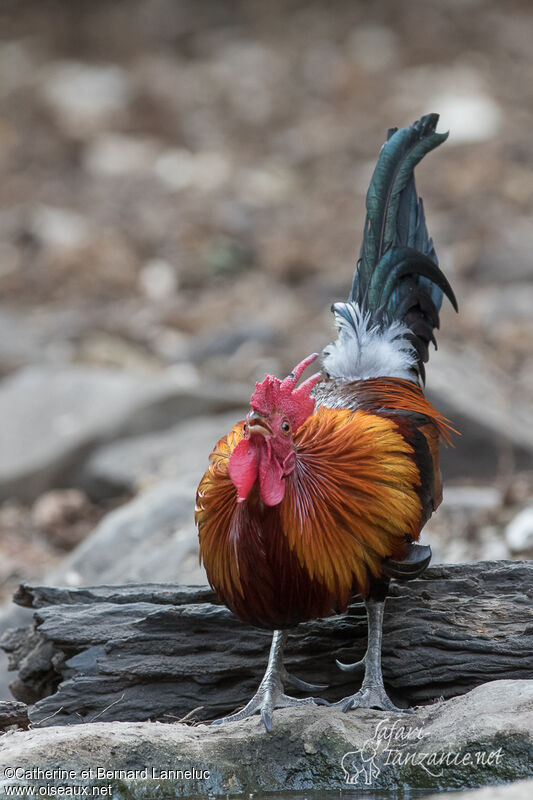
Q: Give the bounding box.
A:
[334,599,412,713]
[212,630,328,732]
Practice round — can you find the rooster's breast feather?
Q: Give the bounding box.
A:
[196,407,424,627]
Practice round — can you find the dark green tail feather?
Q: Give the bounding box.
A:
[349,114,457,382]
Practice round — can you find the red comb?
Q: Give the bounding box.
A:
[250,353,322,431]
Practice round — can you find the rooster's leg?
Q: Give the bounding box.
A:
[212,629,328,732]
[335,598,411,713]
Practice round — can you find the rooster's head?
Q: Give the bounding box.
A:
[228,353,322,506]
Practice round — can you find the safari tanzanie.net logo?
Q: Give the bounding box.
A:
[341,717,503,786]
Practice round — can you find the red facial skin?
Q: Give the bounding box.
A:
[228,409,297,506]
[227,354,321,507]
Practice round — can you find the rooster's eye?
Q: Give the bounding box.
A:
[281,420,291,434]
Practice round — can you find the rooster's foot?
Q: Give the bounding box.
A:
[335,681,412,714]
[212,683,328,732]
[211,629,328,732]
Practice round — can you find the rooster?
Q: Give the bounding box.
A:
[196,114,457,731]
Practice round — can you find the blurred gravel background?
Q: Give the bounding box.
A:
[1,0,533,637]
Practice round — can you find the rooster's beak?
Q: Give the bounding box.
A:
[246,411,272,437]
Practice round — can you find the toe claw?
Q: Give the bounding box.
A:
[311,696,331,706]
[336,657,365,673]
[261,708,273,733]
[286,672,328,692]
[211,712,239,726]
[212,712,242,726]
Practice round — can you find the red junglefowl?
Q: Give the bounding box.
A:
[196,114,457,731]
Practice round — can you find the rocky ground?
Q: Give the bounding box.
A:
[0,681,531,796]
[1,0,533,734]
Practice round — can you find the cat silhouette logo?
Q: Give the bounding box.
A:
[341,739,382,785]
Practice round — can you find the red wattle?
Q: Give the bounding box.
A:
[228,438,259,503]
[259,442,286,506]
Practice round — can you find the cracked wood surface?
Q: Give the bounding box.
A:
[1,561,531,727]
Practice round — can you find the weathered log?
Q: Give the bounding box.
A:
[1,561,532,727]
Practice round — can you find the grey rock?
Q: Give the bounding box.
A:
[42,61,132,133]
[0,680,531,795]
[28,205,91,253]
[0,366,247,503]
[464,284,533,326]
[0,40,34,93]
[392,65,500,147]
[506,508,533,555]
[432,90,501,145]
[442,486,503,510]
[0,699,28,730]
[80,412,242,500]
[154,148,232,193]
[0,309,46,375]
[348,24,399,72]
[427,343,533,480]
[189,322,275,363]
[0,305,90,374]
[84,133,161,178]
[0,652,11,702]
[45,480,207,587]
[138,258,179,302]
[474,219,533,284]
